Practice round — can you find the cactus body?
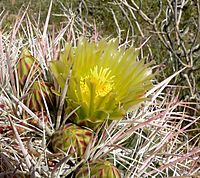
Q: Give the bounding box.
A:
[51,123,93,158]
[16,48,41,88]
[75,160,121,178]
[24,80,54,112]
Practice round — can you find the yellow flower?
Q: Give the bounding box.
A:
[50,38,153,129]
[79,66,114,100]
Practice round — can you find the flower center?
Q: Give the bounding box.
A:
[80,66,115,97]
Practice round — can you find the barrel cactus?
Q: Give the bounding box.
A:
[24,80,54,112]
[51,123,93,158]
[16,48,55,112]
[75,159,121,178]
[16,48,41,88]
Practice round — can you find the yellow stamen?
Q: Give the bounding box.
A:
[80,66,115,98]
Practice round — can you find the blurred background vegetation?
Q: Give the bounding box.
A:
[0,0,200,118]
